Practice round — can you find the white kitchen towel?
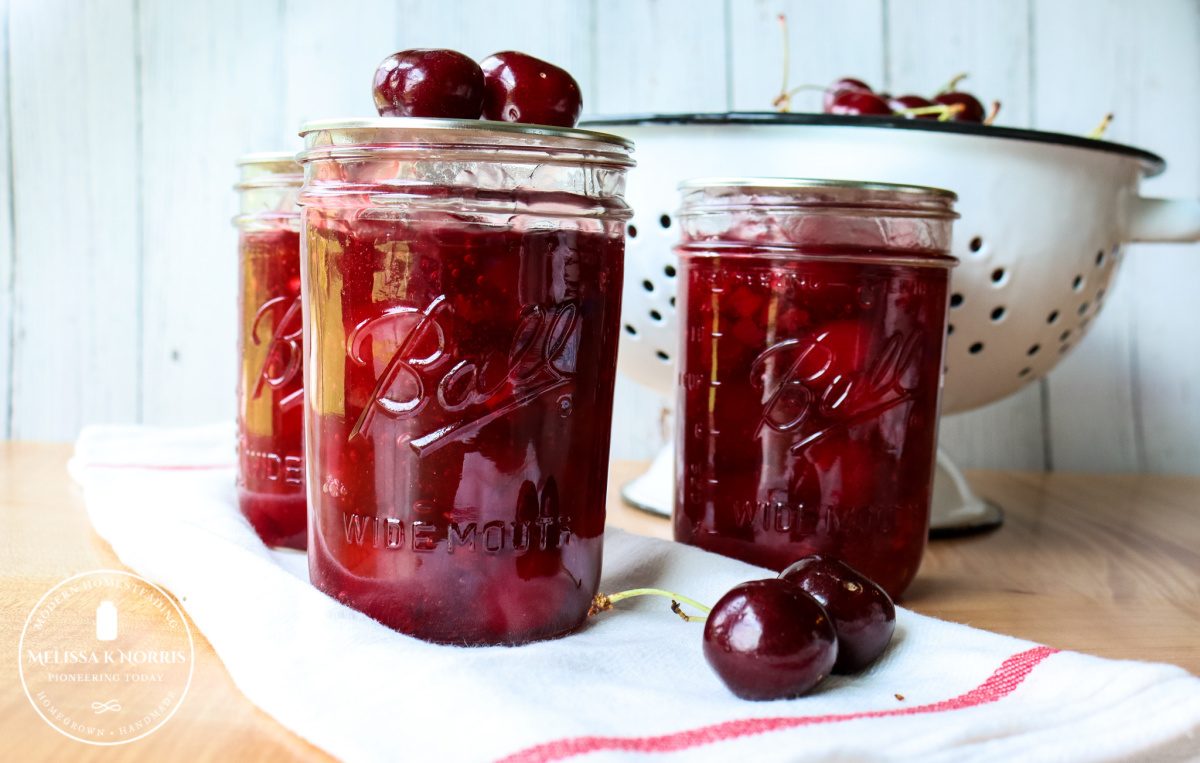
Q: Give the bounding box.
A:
[69,424,1200,763]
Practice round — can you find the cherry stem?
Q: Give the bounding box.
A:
[938,72,969,95]
[775,13,792,112]
[589,588,713,623]
[1087,112,1114,139]
[897,103,964,119]
[983,100,1002,126]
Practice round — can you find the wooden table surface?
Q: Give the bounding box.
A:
[2,441,1198,761]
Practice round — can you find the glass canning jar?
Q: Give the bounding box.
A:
[234,153,306,550]
[674,178,957,599]
[298,118,634,644]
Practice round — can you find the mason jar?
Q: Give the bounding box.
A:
[298,119,634,644]
[234,153,306,550]
[674,178,957,598]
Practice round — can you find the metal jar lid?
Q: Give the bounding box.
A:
[297,117,635,167]
[679,177,958,221]
[235,151,302,190]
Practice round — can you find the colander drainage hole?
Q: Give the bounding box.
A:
[990,306,1006,321]
[655,350,670,362]
[1060,343,1072,354]
[949,293,964,308]
[969,236,984,253]
[947,324,955,335]
[1096,288,1106,302]
[649,309,663,322]
[1027,344,1040,356]
[990,268,1006,285]
[1078,302,1090,315]
[670,296,676,308]
[624,324,638,336]
[659,214,672,229]
[1047,310,1060,324]
[1095,250,1105,266]
[1060,330,1072,342]
[642,279,654,292]
[1072,274,1084,291]
[969,342,984,354]
[664,264,677,278]
[1018,367,1032,377]
[628,224,638,238]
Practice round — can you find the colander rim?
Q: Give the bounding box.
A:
[581,112,1165,177]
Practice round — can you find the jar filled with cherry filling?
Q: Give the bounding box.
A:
[674,178,958,599]
[234,153,306,550]
[298,119,633,644]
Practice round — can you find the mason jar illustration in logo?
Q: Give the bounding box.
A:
[95,600,118,642]
[674,179,958,599]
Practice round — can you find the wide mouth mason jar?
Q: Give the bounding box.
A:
[673,178,957,599]
[234,153,306,550]
[298,118,634,644]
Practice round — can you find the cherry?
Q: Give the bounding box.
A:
[823,77,872,111]
[373,49,484,119]
[780,556,895,674]
[703,579,837,700]
[932,91,986,123]
[889,94,939,120]
[480,51,582,128]
[826,89,891,117]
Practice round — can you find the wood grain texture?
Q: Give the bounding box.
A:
[138,0,285,428]
[0,1,1197,476]
[281,0,399,145]
[1,446,1196,761]
[593,0,729,114]
[729,0,886,113]
[594,0,729,461]
[888,0,1046,470]
[0,0,12,439]
[7,0,142,440]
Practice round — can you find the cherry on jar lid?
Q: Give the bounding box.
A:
[677,176,959,267]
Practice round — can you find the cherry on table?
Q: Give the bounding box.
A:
[703,579,837,700]
[480,51,582,127]
[780,556,896,674]
[373,48,484,119]
[826,89,892,116]
[932,91,986,122]
[823,77,873,111]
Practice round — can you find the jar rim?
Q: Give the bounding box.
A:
[679,176,957,200]
[298,117,635,152]
[236,151,302,167]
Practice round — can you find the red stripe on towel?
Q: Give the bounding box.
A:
[497,645,1058,763]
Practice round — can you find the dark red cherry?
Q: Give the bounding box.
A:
[480,51,582,127]
[827,90,891,116]
[703,579,837,700]
[889,94,938,120]
[373,49,484,118]
[780,556,896,674]
[932,91,986,122]
[823,77,872,111]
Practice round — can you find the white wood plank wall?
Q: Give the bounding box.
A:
[1,0,1197,475]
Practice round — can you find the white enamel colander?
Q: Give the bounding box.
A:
[583,113,1200,529]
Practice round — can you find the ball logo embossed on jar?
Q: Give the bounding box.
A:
[250,295,304,411]
[346,294,582,456]
[751,330,923,451]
